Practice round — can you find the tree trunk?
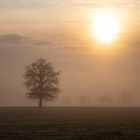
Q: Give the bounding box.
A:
[39,96,43,108]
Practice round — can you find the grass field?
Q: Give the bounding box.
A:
[0,107,140,140]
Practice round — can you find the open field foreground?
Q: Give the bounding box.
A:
[0,107,140,140]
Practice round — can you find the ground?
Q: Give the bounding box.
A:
[0,107,140,140]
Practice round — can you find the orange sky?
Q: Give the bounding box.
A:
[0,0,140,106]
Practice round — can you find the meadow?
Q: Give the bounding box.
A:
[0,107,140,140]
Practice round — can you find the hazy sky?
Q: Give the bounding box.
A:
[0,0,140,106]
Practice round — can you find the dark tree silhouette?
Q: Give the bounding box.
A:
[24,58,60,108]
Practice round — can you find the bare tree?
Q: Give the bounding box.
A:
[24,57,60,108]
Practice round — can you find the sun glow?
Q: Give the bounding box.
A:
[93,9,121,43]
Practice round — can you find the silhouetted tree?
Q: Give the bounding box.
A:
[24,58,60,108]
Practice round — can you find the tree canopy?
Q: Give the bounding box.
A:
[24,57,60,107]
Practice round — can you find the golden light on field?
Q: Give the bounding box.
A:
[93,9,121,43]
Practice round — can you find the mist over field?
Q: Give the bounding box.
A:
[0,0,140,107]
[1,1,140,140]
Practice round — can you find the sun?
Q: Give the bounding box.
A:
[93,9,121,43]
